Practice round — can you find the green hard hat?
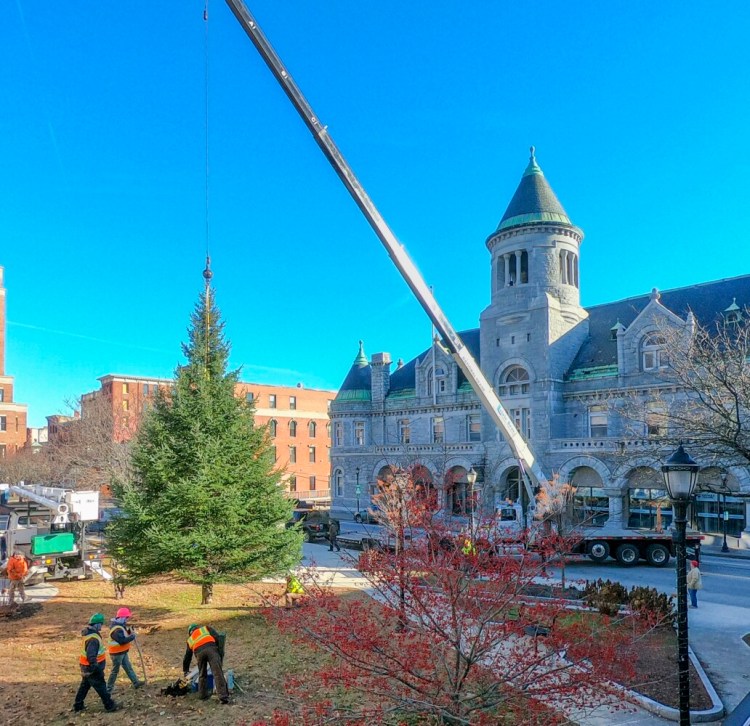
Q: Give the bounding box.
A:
[188,623,199,634]
[89,613,105,625]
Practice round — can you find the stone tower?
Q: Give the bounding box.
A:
[479,149,589,450]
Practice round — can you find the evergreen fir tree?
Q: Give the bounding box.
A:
[108,268,301,604]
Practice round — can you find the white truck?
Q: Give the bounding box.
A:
[0,484,106,583]
[224,1,702,567]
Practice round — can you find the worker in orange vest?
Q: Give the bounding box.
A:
[5,552,28,604]
[182,624,229,703]
[73,613,121,713]
[106,607,145,693]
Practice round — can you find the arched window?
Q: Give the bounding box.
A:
[641,334,668,371]
[498,366,530,396]
[269,419,277,437]
[289,420,297,437]
[308,421,317,438]
[333,468,344,498]
[427,366,447,396]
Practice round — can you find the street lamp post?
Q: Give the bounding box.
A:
[467,467,478,535]
[721,473,730,553]
[662,444,700,726]
[355,467,361,515]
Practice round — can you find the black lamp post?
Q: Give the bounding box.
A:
[355,467,361,515]
[721,473,730,553]
[662,444,700,726]
[467,467,478,534]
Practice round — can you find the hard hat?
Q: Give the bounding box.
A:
[89,613,105,625]
[691,560,699,567]
[188,623,199,634]
[116,607,132,619]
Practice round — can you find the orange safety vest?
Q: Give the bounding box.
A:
[108,624,131,654]
[79,632,107,666]
[7,557,27,580]
[187,626,215,652]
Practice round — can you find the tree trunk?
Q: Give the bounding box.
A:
[201,583,213,605]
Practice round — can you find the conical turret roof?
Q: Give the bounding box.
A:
[335,340,372,401]
[495,148,573,232]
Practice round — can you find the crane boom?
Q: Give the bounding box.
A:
[225,0,547,499]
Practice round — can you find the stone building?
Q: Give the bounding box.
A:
[0,267,28,456]
[329,150,750,539]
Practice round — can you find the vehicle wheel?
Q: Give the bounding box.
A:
[354,514,363,523]
[645,543,670,567]
[616,543,640,567]
[587,541,610,563]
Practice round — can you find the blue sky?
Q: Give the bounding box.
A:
[4,1,750,427]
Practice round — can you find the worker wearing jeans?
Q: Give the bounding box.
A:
[107,608,145,693]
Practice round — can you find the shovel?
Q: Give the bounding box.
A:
[133,630,148,684]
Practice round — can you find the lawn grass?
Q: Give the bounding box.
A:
[0,577,321,725]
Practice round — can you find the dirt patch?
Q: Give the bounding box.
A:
[0,601,43,619]
[621,627,713,711]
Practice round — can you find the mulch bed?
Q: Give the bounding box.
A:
[620,627,713,711]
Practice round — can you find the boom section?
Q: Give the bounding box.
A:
[225,0,546,496]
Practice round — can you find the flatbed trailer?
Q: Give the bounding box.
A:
[565,530,702,567]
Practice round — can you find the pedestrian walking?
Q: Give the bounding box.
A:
[182,624,229,704]
[106,607,145,693]
[5,552,28,604]
[328,518,341,552]
[687,559,702,608]
[73,613,121,713]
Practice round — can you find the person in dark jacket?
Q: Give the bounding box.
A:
[182,624,229,703]
[73,613,121,713]
[106,607,145,693]
[328,518,341,552]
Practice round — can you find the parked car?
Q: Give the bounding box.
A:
[287,509,330,542]
[87,507,124,534]
[354,508,383,524]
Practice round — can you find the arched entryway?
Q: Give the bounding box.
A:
[625,467,671,530]
[445,466,476,515]
[569,466,608,526]
[694,468,745,537]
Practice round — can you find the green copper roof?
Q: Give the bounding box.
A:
[567,364,619,381]
[495,148,573,232]
[335,340,372,401]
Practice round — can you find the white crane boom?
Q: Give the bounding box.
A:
[224,0,548,500]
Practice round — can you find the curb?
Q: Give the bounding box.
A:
[618,646,724,723]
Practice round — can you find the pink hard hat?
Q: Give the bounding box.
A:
[116,607,132,619]
[690,560,699,567]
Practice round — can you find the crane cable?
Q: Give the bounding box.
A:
[203,0,212,379]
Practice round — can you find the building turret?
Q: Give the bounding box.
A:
[485,147,583,310]
[334,341,372,402]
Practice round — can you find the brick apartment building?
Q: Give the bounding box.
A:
[0,267,28,456]
[82,374,336,501]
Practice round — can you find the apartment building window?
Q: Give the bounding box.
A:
[334,469,344,497]
[646,404,666,437]
[290,395,297,410]
[289,446,297,464]
[327,446,331,461]
[289,420,297,437]
[334,422,343,447]
[0,389,4,402]
[326,423,331,438]
[309,445,316,463]
[142,384,149,396]
[271,446,277,462]
[398,418,411,444]
[0,444,5,458]
[510,408,531,439]
[308,421,317,437]
[309,476,316,491]
[467,414,481,442]
[122,383,129,394]
[354,421,365,446]
[0,416,6,432]
[269,394,277,409]
[432,416,445,444]
[289,475,297,493]
[269,419,277,437]
[246,392,254,403]
[589,406,608,437]
[122,400,129,412]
